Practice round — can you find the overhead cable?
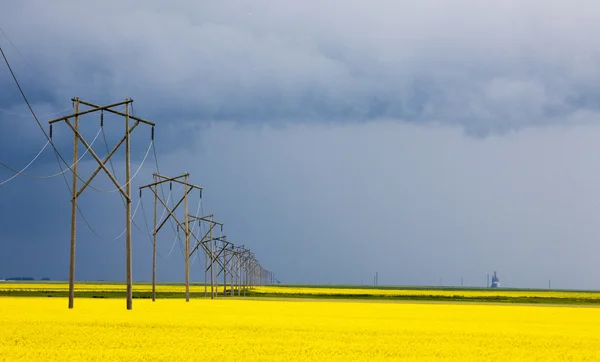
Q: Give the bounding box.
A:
[0,126,103,182]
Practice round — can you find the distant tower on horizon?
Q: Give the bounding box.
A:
[491,271,500,288]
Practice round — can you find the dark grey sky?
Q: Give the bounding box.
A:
[2,1,600,288]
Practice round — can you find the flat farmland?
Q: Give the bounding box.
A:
[251,285,600,303]
[1,296,600,361]
[2,282,600,304]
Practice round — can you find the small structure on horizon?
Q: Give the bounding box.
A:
[490,271,500,288]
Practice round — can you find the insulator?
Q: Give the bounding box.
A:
[139,189,142,198]
[49,125,53,139]
[170,182,172,191]
[100,111,104,127]
[199,190,203,199]
[151,127,154,140]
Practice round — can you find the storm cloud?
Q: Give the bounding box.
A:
[2,1,600,288]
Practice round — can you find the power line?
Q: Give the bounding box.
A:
[134,102,178,236]
[0,140,49,186]
[137,183,180,237]
[0,44,111,190]
[151,141,180,236]
[0,26,34,69]
[0,106,71,118]
[2,40,268,301]
[48,98,155,310]
[77,196,143,242]
[157,230,182,259]
[1,45,61,161]
[0,126,103,182]
[103,118,154,237]
[103,140,153,194]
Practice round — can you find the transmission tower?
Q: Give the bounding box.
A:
[208,235,235,297]
[49,98,155,310]
[139,173,202,302]
[188,214,223,299]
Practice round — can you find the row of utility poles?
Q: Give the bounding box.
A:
[49,98,273,310]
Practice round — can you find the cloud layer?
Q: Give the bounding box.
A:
[2,1,600,288]
[3,0,600,137]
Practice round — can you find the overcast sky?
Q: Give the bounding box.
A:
[2,1,600,289]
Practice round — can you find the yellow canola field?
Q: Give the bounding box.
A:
[3,283,600,301]
[1,297,600,361]
[0,283,219,293]
[252,286,600,300]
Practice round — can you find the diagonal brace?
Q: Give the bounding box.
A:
[151,187,188,232]
[189,223,216,257]
[77,121,139,197]
[154,187,193,233]
[64,119,129,200]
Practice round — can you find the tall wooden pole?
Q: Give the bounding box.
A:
[152,174,157,302]
[68,99,79,309]
[51,98,154,310]
[210,215,214,299]
[230,248,234,297]
[139,173,200,303]
[185,174,190,302]
[223,247,227,296]
[235,254,239,296]
[125,100,133,310]
[243,257,247,296]
[238,254,242,296]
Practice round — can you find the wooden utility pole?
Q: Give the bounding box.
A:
[230,245,235,296]
[152,175,157,301]
[125,102,132,310]
[139,173,202,302]
[49,98,155,310]
[68,99,79,309]
[207,236,234,297]
[235,247,242,296]
[204,252,208,297]
[240,251,245,296]
[234,246,246,296]
[184,174,190,301]
[241,251,247,295]
[241,251,255,295]
[223,244,227,296]
[187,214,223,299]
[210,215,214,298]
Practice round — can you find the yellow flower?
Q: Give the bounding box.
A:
[1,296,600,361]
